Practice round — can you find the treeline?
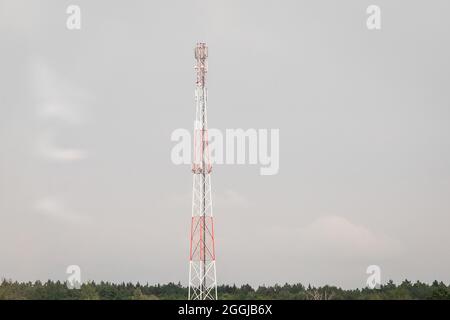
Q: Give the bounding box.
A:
[0,279,449,300]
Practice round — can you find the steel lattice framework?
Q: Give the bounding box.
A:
[188,43,217,300]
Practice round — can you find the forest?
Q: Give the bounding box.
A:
[0,279,449,300]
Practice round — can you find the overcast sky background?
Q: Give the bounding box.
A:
[0,0,449,289]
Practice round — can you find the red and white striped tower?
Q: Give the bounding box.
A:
[188,43,217,300]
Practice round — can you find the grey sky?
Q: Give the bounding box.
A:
[0,0,449,289]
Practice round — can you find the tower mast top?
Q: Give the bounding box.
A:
[195,43,208,88]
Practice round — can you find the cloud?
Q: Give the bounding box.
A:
[269,215,402,262]
[36,132,87,162]
[35,197,92,225]
[214,189,251,207]
[30,59,90,162]
[38,102,84,125]
[30,59,90,105]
